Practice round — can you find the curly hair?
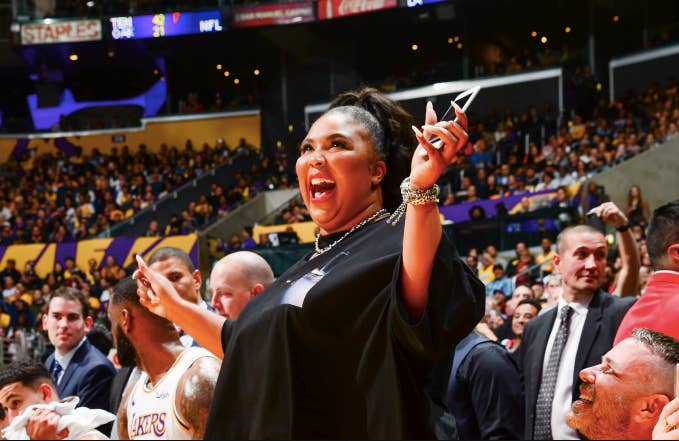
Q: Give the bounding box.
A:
[326,88,416,213]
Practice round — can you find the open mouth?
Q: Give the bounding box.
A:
[309,177,336,201]
[577,385,594,405]
[578,396,593,404]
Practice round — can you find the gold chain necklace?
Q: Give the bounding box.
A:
[314,209,388,256]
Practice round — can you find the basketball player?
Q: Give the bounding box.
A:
[109,278,220,440]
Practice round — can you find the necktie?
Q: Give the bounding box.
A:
[52,360,63,385]
[533,305,573,440]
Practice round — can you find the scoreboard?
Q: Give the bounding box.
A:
[110,10,223,40]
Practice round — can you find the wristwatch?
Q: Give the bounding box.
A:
[615,223,630,232]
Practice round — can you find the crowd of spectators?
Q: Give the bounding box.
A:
[464,188,657,353]
[434,77,678,219]
[0,136,296,247]
[0,72,675,255]
[0,253,128,364]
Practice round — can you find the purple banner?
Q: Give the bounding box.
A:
[0,234,198,279]
[100,237,137,270]
[439,188,561,223]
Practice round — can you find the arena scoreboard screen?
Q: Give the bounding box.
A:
[110,10,223,40]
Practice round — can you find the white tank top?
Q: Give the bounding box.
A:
[126,347,217,439]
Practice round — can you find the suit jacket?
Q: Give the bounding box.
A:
[516,290,635,439]
[45,339,116,412]
[109,366,135,415]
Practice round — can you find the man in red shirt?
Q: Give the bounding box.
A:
[614,200,679,344]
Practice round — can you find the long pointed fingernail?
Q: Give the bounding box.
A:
[411,125,423,137]
[135,254,146,268]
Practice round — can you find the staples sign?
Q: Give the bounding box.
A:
[21,20,102,45]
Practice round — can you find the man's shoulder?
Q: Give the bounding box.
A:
[525,307,556,332]
[77,341,115,371]
[466,339,515,370]
[176,348,220,387]
[598,291,636,313]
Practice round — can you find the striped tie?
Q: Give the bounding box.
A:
[533,305,573,440]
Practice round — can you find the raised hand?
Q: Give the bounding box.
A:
[409,101,469,190]
[133,254,181,321]
[653,397,679,440]
[587,201,629,229]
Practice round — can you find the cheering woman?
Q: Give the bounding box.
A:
[134,88,485,439]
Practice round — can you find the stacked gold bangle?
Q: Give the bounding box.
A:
[388,177,440,225]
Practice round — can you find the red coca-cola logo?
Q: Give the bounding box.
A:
[336,0,393,16]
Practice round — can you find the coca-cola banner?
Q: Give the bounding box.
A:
[318,0,398,20]
[233,2,315,28]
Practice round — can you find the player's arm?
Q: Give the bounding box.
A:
[176,356,221,440]
[116,379,134,440]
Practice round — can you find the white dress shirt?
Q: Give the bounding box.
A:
[542,295,592,440]
[54,337,87,385]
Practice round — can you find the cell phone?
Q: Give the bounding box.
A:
[421,85,481,155]
[585,212,607,235]
[452,85,481,114]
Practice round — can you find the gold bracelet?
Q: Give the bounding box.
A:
[388,177,439,225]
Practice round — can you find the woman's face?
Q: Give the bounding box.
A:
[296,111,386,234]
[629,185,640,198]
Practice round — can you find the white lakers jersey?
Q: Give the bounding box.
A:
[126,347,217,439]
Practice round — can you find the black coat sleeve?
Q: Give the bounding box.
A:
[460,343,524,440]
[391,231,486,360]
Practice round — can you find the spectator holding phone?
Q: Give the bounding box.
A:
[586,202,640,297]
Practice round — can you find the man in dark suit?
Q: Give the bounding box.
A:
[516,207,636,440]
[43,286,115,412]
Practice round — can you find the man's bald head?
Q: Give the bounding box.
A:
[209,252,274,319]
[556,224,605,254]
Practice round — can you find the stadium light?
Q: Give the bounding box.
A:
[540,36,548,44]
[69,53,78,61]
[454,35,460,42]
[223,71,230,77]
[530,31,537,38]
[565,26,572,33]
[613,15,620,22]
[254,69,260,76]
[411,44,418,51]
[234,78,240,84]
[216,64,222,70]
[456,42,463,49]
[447,37,453,44]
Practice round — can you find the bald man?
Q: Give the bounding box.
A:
[209,251,274,320]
